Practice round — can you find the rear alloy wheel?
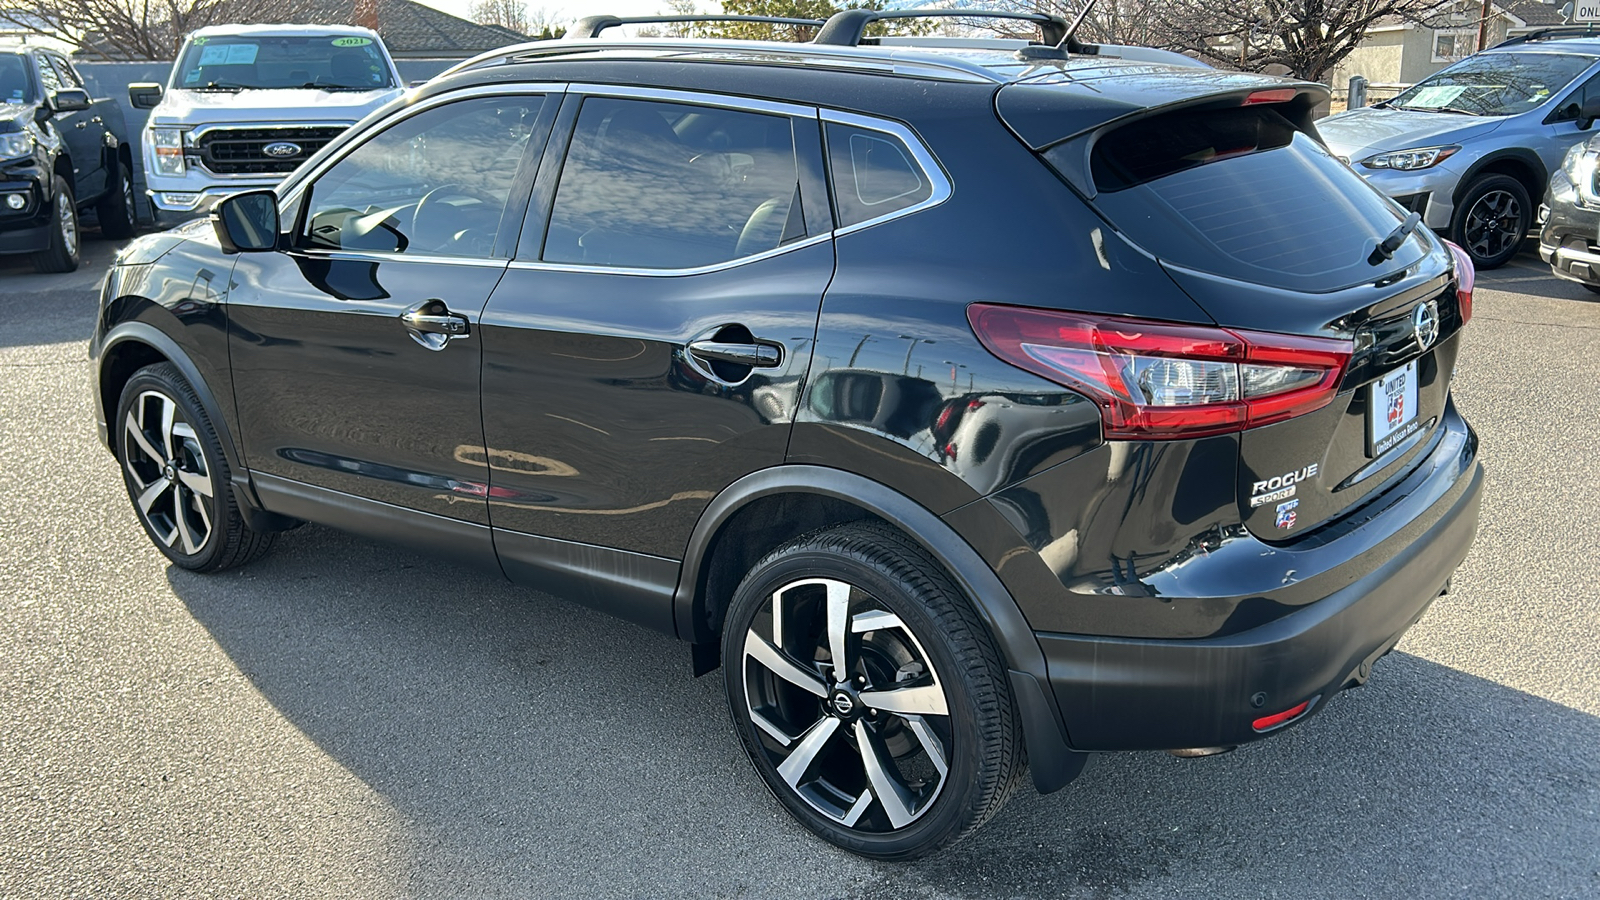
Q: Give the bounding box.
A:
[1451,174,1529,270]
[723,523,1022,860]
[115,363,274,572]
[30,176,79,273]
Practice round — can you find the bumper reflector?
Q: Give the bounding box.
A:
[1252,698,1314,732]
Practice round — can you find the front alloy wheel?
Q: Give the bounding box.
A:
[123,388,214,556]
[724,523,1022,860]
[1451,173,1529,269]
[115,363,275,572]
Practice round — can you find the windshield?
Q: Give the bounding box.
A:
[0,54,32,104]
[174,35,394,91]
[1387,51,1594,116]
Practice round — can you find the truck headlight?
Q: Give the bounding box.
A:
[149,127,189,176]
[0,132,33,160]
[1361,145,1460,171]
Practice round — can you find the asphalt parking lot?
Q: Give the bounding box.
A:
[2,235,1597,899]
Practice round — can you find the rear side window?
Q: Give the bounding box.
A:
[826,123,933,228]
[543,97,804,270]
[1067,106,1425,292]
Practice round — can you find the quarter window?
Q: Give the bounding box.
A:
[543,96,805,269]
[299,96,544,258]
[826,123,933,228]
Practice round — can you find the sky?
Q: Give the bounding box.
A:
[414,0,695,30]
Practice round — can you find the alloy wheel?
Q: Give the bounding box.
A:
[122,390,214,555]
[1463,189,1522,260]
[740,577,951,832]
[58,192,78,258]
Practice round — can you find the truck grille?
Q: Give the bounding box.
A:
[197,125,348,175]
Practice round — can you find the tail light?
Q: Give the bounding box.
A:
[1443,239,1474,323]
[968,304,1352,440]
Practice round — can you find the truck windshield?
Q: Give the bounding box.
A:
[1386,51,1594,117]
[174,35,394,91]
[0,54,32,103]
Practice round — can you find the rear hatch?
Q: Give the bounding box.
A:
[998,73,1468,538]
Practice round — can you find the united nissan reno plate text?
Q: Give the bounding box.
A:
[90,9,1483,860]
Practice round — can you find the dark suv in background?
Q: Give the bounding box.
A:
[90,10,1484,859]
[0,44,137,273]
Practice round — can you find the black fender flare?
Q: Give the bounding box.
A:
[98,322,283,532]
[1452,148,1546,209]
[674,465,1087,792]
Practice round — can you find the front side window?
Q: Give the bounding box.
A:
[175,34,394,91]
[1390,51,1595,116]
[45,55,82,88]
[300,96,544,259]
[543,96,804,269]
[825,122,934,228]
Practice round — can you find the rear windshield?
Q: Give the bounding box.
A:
[1062,106,1425,292]
[175,35,394,91]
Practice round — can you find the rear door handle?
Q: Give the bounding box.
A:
[688,340,781,368]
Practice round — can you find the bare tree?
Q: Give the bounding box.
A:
[1002,0,1455,82]
[470,0,529,34]
[0,0,312,61]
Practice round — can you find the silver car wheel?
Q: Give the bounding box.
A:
[122,390,214,555]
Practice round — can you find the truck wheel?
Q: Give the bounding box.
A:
[1450,174,1528,270]
[31,177,79,273]
[97,158,137,239]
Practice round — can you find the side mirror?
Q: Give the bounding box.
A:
[212,190,281,253]
[49,88,91,113]
[1579,95,1600,130]
[128,82,163,110]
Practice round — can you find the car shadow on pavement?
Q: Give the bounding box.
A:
[167,524,1600,899]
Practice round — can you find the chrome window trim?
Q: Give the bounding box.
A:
[566,82,817,119]
[510,233,832,278]
[276,82,569,216]
[292,249,511,268]
[821,109,952,236]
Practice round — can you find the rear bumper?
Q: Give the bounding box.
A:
[1036,412,1483,752]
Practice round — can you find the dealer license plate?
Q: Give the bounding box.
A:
[1368,360,1419,457]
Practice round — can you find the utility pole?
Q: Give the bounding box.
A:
[1478,0,1492,51]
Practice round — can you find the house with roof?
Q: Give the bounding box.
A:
[1329,0,1568,93]
[279,0,528,58]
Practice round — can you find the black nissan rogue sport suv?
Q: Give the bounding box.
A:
[90,10,1484,860]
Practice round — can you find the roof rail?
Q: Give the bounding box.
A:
[1494,24,1600,48]
[813,8,1069,47]
[568,14,826,40]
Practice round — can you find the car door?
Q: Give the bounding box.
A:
[37,53,105,199]
[477,87,835,629]
[228,88,559,565]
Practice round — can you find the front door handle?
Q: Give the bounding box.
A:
[688,340,781,368]
[401,300,470,351]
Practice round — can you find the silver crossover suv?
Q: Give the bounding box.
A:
[1321,30,1600,269]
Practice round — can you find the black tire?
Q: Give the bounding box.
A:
[96,156,137,239]
[722,522,1022,860]
[114,363,274,572]
[1450,174,1530,270]
[30,176,79,273]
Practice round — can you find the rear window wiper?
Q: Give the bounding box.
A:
[1369,211,1422,265]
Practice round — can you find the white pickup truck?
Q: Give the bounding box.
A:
[128,24,405,226]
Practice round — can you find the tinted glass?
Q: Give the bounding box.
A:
[35,55,61,94]
[826,123,932,227]
[0,55,30,103]
[47,55,82,88]
[1389,51,1595,116]
[1073,106,1425,292]
[175,35,394,91]
[301,96,543,258]
[543,97,803,269]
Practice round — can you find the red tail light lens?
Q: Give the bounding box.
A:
[967,304,1353,440]
[1243,88,1298,105]
[1443,239,1474,323]
[1251,699,1313,732]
